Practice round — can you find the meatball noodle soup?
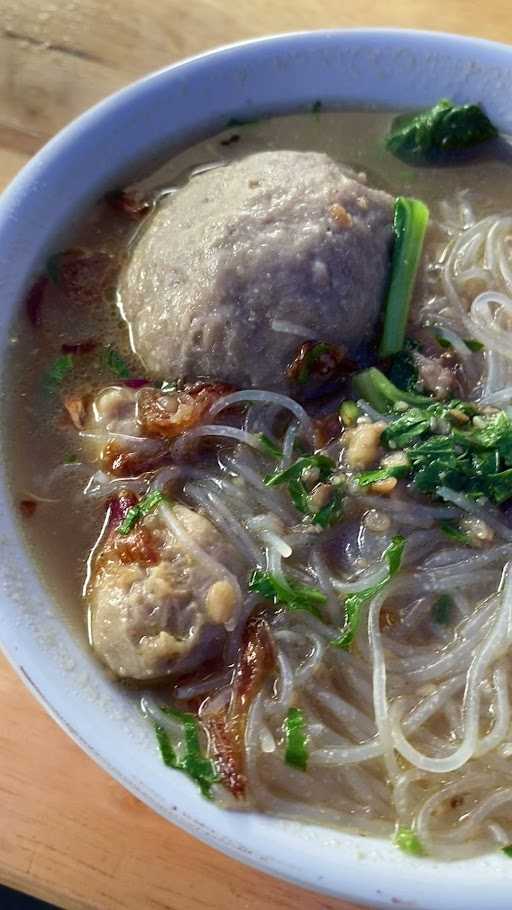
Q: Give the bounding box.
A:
[8,104,512,861]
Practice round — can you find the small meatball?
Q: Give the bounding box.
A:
[89,502,244,681]
[344,420,387,470]
[120,150,393,391]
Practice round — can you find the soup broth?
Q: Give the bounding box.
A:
[5,108,512,858]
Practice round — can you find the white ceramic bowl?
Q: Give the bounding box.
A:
[2,29,512,910]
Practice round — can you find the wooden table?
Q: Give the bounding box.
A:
[1,3,511,908]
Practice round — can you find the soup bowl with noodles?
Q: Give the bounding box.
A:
[2,29,512,910]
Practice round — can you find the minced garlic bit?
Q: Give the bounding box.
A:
[460,516,495,548]
[364,509,391,532]
[206,579,238,624]
[344,421,386,470]
[369,476,397,496]
[381,450,410,470]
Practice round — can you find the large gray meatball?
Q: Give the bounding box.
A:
[119,150,393,391]
[88,500,243,681]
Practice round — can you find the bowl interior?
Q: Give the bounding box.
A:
[2,29,512,910]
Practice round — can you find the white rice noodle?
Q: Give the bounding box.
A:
[437,485,512,542]
[390,563,512,773]
[184,481,262,565]
[208,390,314,443]
[174,424,262,454]
[270,319,319,339]
[467,290,512,359]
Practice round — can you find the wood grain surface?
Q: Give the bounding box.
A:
[1,3,511,909]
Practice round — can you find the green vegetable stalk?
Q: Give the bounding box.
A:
[379,196,429,359]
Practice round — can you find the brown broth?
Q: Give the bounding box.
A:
[4,108,512,641]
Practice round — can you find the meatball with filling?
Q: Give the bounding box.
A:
[119,150,393,391]
[88,498,244,681]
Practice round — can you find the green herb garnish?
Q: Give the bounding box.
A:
[63,453,78,464]
[284,707,308,771]
[355,463,409,488]
[439,520,472,546]
[103,345,131,378]
[44,353,74,392]
[257,433,283,459]
[248,568,326,618]
[502,845,512,858]
[357,390,512,505]
[386,99,498,162]
[436,335,453,349]
[432,593,455,625]
[155,707,218,798]
[464,338,484,352]
[119,490,168,535]
[379,196,429,358]
[264,454,343,527]
[332,536,406,650]
[394,826,425,856]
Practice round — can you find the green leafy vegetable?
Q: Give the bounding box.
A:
[339,400,361,427]
[264,454,344,527]
[257,433,283,459]
[63,453,78,464]
[353,367,431,414]
[502,845,512,858]
[432,593,455,625]
[332,536,406,650]
[44,353,74,392]
[103,345,131,378]
[249,569,326,618]
[394,826,425,856]
[439,520,472,546]
[119,490,168,535]
[284,707,308,771]
[386,99,498,162]
[379,196,429,358]
[155,707,218,798]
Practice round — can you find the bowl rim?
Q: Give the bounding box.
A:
[2,27,512,910]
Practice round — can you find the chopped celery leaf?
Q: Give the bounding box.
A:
[155,707,218,798]
[249,569,326,618]
[284,707,309,771]
[332,536,406,650]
